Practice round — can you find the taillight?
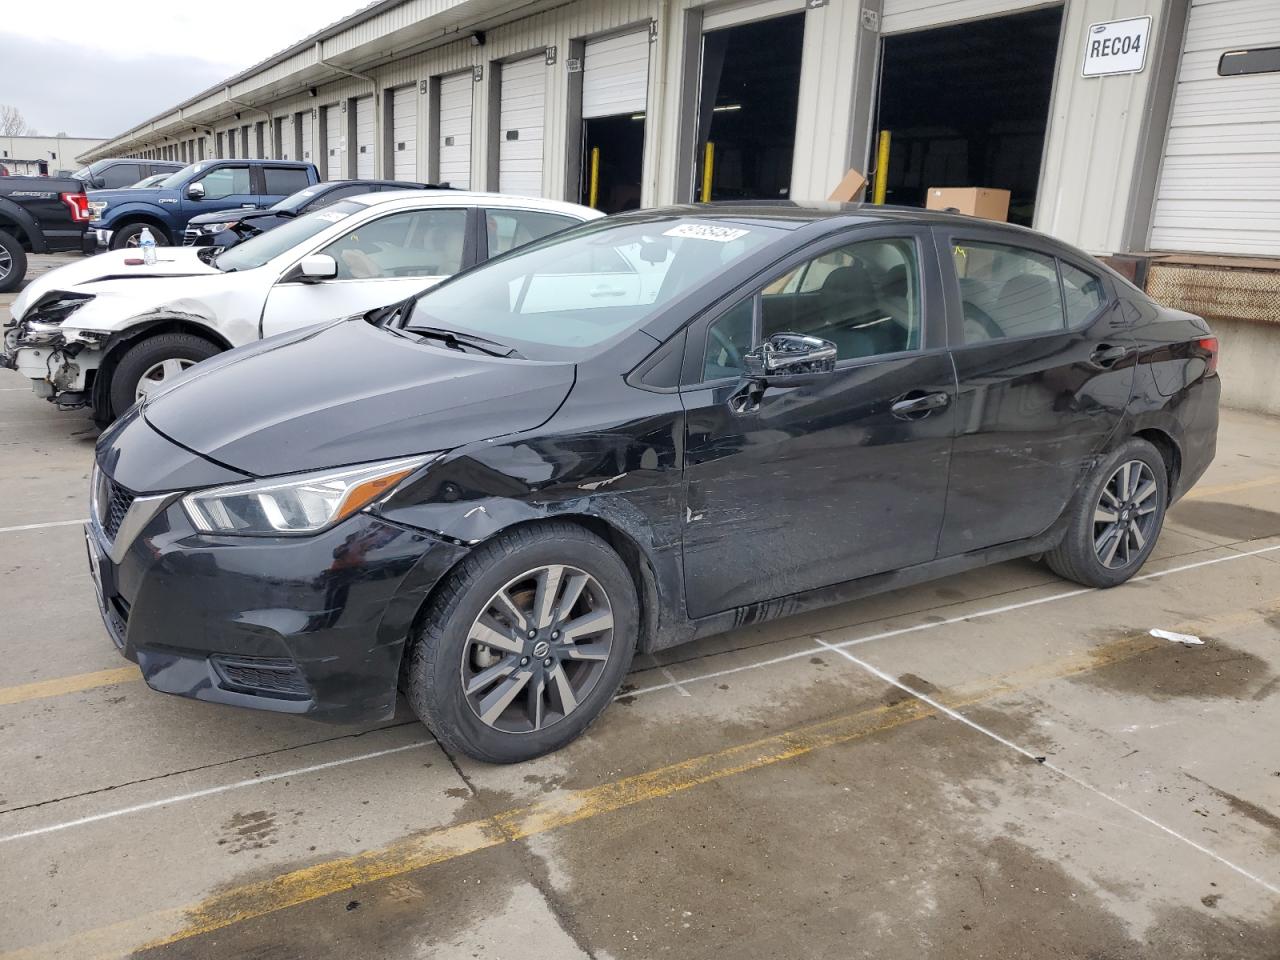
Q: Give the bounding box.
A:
[1197,336,1219,376]
[61,192,91,223]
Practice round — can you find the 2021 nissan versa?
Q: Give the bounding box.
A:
[87,204,1219,762]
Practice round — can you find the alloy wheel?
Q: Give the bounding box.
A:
[135,357,196,401]
[1093,460,1159,569]
[0,246,11,283]
[461,564,614,734]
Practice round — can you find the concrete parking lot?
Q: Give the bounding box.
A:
[2,258,1279,959]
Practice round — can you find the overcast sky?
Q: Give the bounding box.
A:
[0,0,372,138]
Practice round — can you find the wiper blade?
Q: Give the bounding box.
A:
[411,325,524,359]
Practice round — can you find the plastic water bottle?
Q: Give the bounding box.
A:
[139,227,157,265]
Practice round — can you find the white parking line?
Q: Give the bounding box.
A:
[0,740,431,845]
[816,639,1280,898]
[6,541,1280,846]
[0,518,87,534]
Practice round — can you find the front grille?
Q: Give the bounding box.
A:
[212,655,310,700]
[182,228,199,246]
[99,476,136,541]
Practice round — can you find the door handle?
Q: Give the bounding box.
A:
[1090,344,1130,367]
[891,390,950,420]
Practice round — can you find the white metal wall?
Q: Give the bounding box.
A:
[583,30,651,118]
[1150,0,1280,254]
[499,55,547,196]
[354,95,376,177]
[391,85,418,180]
[438,72,473,188]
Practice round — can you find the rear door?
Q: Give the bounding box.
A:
[260,205,477,338]
[933,226,1134,556]
[679,225,956,617]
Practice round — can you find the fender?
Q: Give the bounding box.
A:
[0,197,46,252]
[98,312,234,358]
[98,200,176,233]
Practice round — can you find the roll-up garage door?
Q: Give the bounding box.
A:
[391,86,417,180]
[880,0,1048,34]
[498,55,546,196]
[1150,0,1280,255]
[583,30,650,119]
[438,72,473,189]
[299,110,314,163]
[280,114,295,160]
[354,95,376,178]
[321,105,340,176]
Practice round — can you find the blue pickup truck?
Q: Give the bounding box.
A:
[87,158,319,250]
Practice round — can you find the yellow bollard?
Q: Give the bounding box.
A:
[872,130,891,205]
[700,142,715,203]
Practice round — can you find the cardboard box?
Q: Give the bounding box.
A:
[828,168,868,203]
[925,187,1011,222]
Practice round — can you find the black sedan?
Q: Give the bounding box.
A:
[181,179,446,248]
[89,204,1219,762]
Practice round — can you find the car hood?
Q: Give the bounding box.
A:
[188,207,268,225]
[11,248,221,322]
[142,317,576,477]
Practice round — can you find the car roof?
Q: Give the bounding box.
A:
[349,189,603,219]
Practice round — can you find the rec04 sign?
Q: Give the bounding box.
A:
[1082,16,1152,77]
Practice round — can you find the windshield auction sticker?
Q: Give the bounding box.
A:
[663,224,750,243]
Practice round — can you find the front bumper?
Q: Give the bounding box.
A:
[86,459,467,724]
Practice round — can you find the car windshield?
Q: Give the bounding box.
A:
[156,162,207,189]
[408,215,784,360]
[214,201,365,272]
[270,184,327,214]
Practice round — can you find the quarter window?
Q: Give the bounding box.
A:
[486,209,581,256]
[953,241,1063,343]
[321,208,468,280]
[197,165,251,200]
[762,237,923,360]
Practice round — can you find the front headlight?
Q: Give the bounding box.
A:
[87,201,108,219]
[200,221,236,234]
[182,455,436,536]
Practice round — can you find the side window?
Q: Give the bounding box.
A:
[196,165,251,200]
[486,209,580,256]
[321,208,467,280]
[1061,261,1107,326]
[306,185,365,210]
[702,298,755,382]
[952,241,1063,343]
[761,237,923,360]
[264,167,312,196]
[101,163,142,188]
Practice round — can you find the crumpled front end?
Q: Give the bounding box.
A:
[2,291,105,406]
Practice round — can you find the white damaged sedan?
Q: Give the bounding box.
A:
[1,191,598,422]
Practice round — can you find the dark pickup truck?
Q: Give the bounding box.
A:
[0,176,92,293]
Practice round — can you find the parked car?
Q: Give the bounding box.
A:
[0,175,92,292]
[87,159,319,250]
[183,179,447,249]
[84,204,1220,763]
[3,192,599,421]
[72,158,184,191]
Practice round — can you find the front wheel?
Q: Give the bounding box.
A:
[110,222,170,250]
[405,523,638,763]
[1046,437,1168,588]
[108,333,220,418]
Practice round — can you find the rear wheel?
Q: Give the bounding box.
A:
[0,229,27,293]
[108,333,220,417]
[1046,437,1168,588]
[110,222,170,250]
[405,523,637,763]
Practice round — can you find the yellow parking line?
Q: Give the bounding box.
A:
[1183,475,1280,500]
[0,667,138,707]
[5,602,1273,960]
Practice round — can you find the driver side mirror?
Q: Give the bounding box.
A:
[297,254,338,283]
[186,181,206,201]
[744,332,837,387]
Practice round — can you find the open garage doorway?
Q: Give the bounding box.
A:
[578,29,651,213]
[873,6,1063,226]
[693,12,805,202]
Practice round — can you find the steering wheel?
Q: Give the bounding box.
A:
[962,302,1004,342]
[709,325,744,372]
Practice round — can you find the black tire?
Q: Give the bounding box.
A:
[1046,437,1168,588]
[110,222,170,251]
[0,229,27,294]
[107,333,220,418]
[406,522,638,763]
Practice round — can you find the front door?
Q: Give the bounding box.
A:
[261,205,476,338]
[680,227,956,619]
[178,163,257,233]
[934,229,1135,556]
